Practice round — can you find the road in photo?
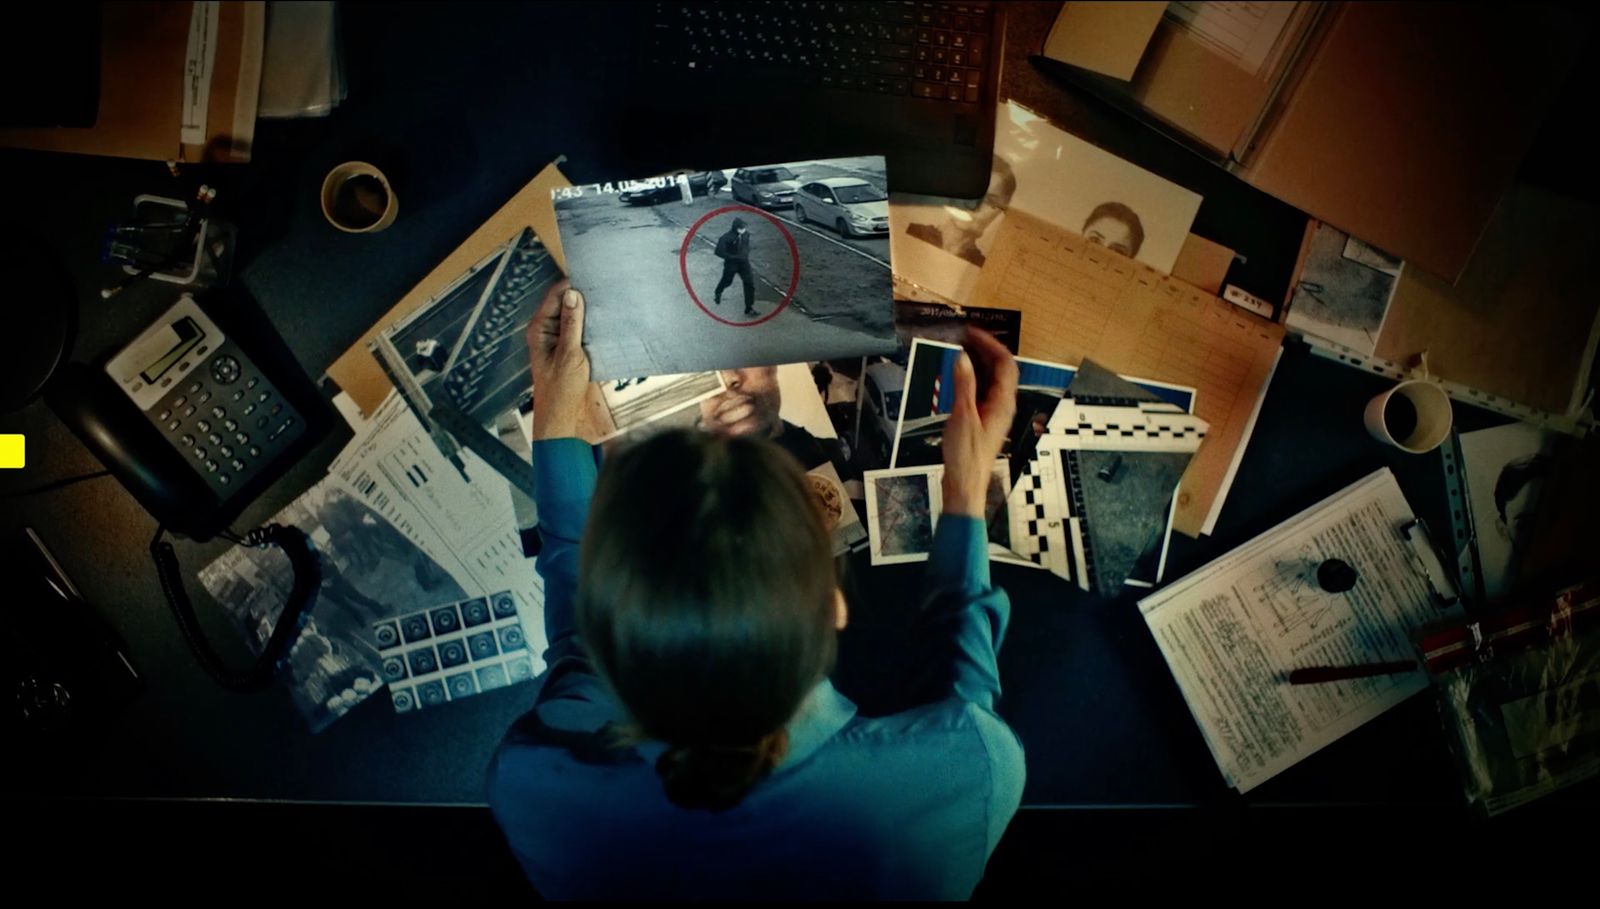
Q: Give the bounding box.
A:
[556,156,896,381]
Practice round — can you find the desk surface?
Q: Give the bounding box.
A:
[0,1,1580,812]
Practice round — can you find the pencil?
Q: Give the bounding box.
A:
[1288,661,1418,684]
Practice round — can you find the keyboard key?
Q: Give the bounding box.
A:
[969,47,982,67]
[932,66,945,82]
[946,83,962,101]
[186,381,202,394]
[172,396,187,409]
[207,433,222,445]
[965,85,980,103]
[950,50,965,66]
[934,31,948,47]
[167,419,181,431]
[180,434,194,447]
[218,473,230,486]
[236,432,250,445]
[913,81,939,98]
[211,406,225,419]
[157,409,171,422]
[965,67,980,86]
[224,419,238,432]
[257,416,270,429]
[892,78,910,94]
[949,68,963,83]
[932,47,947,63]
[231,459,246,472]
[196,420,210,433]
[182,405,197,418]
[913,63,928,79]
[219,445,233,458]
[952,32,968,49]
[257,391,270,403]
[197,391,211,404]
[243,403,256,416]
[193,447,207,460]
[205,460,218,473]
[915,29,930,44]
[248,446,261,458]
[232,390,244,401]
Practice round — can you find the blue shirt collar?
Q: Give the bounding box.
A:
[623,678,858,770]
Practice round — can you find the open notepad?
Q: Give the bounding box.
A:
[1138,469,1463,793]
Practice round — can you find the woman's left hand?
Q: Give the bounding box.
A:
[528,279,591,440]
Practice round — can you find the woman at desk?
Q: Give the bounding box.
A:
[488,281,1025,899]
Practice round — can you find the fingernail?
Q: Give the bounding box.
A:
[562,289,581,309]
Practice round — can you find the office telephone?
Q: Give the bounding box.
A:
[46,293,329,689]
[48,293,320,540]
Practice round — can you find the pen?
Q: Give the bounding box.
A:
[1288,661,1418,684]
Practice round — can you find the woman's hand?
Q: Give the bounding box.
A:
[528,279,591,440]
[940,328,1018,518]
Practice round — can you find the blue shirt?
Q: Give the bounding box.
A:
[488,438,1025,900]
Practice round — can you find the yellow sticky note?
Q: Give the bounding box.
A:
[0,434,22,468]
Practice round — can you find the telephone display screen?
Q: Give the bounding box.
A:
[138,317,205,384]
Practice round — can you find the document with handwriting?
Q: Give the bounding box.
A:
[1137,469,1462,792]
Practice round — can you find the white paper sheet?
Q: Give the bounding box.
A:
[329,391,548,671]
[1138,468,1463,792]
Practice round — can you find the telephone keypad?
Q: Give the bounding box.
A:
[147,344,306,496]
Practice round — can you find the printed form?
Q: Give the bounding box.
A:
[1138,469,1463,792]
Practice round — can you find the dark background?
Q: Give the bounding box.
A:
[2,1,1594,898]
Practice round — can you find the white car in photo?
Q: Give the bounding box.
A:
[794,177,890,238]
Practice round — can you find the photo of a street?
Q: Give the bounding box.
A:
[555,155,898,381]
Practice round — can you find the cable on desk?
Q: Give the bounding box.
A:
[150,522,320,692]
[1,470,110,497]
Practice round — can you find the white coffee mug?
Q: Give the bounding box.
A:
[321,161,398,233]
[1364,379,1452,453]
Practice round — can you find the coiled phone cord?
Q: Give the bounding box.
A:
[150,523,320,692]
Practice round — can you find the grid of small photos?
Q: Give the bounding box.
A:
[373,590,535,713]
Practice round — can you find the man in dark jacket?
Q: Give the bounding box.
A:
[713,218,757,316]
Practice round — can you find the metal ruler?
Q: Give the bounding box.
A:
[1298,333,1595,437]
[429,401,540,505]
[1439,431,1483,606]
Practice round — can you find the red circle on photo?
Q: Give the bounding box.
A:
[679,205,801,327]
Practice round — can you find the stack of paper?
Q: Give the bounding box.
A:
[1138,469,1463,792]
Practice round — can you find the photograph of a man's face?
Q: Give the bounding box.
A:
[889,101,1201,306]
[1461,422,1553,603]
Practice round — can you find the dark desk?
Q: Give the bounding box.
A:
[0,2,1579,818]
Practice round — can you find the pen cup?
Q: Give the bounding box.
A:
[321,161,398,233]
[1364,379,1452,453]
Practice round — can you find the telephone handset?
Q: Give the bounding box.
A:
[48,293,316,541]
[47,293,329,690]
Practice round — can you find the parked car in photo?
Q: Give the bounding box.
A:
[858,359,907,465]
[730,166,801,208]
[619,169,727,205]
[793,177,890,237]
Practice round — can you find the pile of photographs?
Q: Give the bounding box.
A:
[862,339,1204,597]
[375,590,536,712]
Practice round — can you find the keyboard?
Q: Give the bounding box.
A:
[646,1,995,103]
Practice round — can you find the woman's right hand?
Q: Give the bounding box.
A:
[940,328,1018,518]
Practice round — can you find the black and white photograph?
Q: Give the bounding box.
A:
[372,226,562,486]
[889,101,1201,305]
[374,590,537,714]
[198,476,468,732]
[553,156,898,382]
[377,226,560,430]
[1460,422,1554,603]
[1287,222,1404,355]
